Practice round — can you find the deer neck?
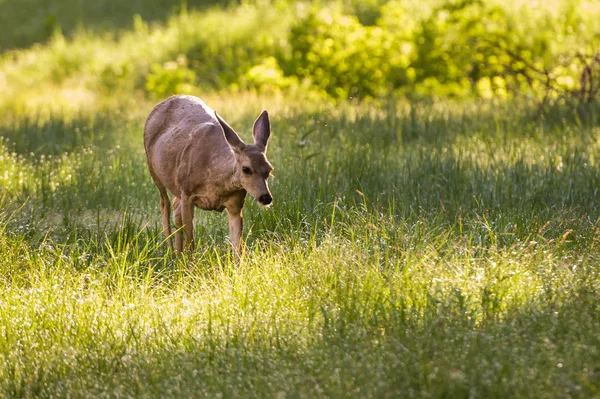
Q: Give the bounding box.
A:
[223,154,243,193]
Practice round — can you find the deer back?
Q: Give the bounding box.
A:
[144,96,237,200]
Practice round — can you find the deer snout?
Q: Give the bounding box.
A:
[258,193,272,205]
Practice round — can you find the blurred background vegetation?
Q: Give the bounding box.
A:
[1,0,599,112]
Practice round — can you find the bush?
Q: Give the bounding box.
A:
[145,56,196,99]
[240,57,297,92]
[284,0,600,104]
[287,8,413,99]
[2,0,599,105]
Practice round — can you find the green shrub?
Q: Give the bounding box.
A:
[100,63,133,93]
[282,0,600,103]
[409,0,600,101]
[287,8,413,99]
[48,31,87,84]
[240,57,297,92]
[145,56,196,99]
[1,0,599,105]
[185,35,284,91]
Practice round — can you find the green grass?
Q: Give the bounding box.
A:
[0,0,234,51]
[0,0,599,396]
[0,95,599,397]
[0,1,297,112]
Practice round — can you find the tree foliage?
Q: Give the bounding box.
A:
[2,0,599,105]
[278,0,600,103]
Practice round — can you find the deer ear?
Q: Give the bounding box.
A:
[252,110,270,152]
[216,112,244,150]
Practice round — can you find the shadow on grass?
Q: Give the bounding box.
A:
[0,112,129,155]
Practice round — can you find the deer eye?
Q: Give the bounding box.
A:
[242,166,252,175]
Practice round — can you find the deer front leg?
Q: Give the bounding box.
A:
[225,191,246,256]
[173,197,183,253]
[180,195,195,251]
[227,208,243,253]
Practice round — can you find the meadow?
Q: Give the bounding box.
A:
[0,0,599,397]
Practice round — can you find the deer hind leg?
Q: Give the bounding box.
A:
[158,188,173,250]
[173,197,183,253]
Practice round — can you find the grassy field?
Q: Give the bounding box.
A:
[0,95,599,397]
[0,0,599,397]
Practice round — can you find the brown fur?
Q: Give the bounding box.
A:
[144,95,273,253]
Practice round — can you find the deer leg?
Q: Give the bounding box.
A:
[159,189,173,250]
[180,195,195,251]
[225,192,246,256]
[173,197,183,253]
[227,208,243,254]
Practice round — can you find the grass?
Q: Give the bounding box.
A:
[0,95,599,397]
[0,0,599,396]
[0,0,236,51]
[0,1,297,113]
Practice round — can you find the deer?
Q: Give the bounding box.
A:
[143,95,273,254]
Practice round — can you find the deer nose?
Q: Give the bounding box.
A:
[258,194,272,205]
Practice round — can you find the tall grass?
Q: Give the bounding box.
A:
[0,2,296,112]
[0,0,237,51]
[0,95,599,397]
[0,0,599,396]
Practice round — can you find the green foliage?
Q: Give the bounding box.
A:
[1,0,599,104]
[183,32,279,92]
[47,30,87,84]
[162,4,291,93]
[342,0,389,26]
[0,0,234,51]
[99,63,133,93]
[239,56,297,92]
[281,0,600,101]
[407,0,599,99]
[287,8,412,98]
[145,57,196,99]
